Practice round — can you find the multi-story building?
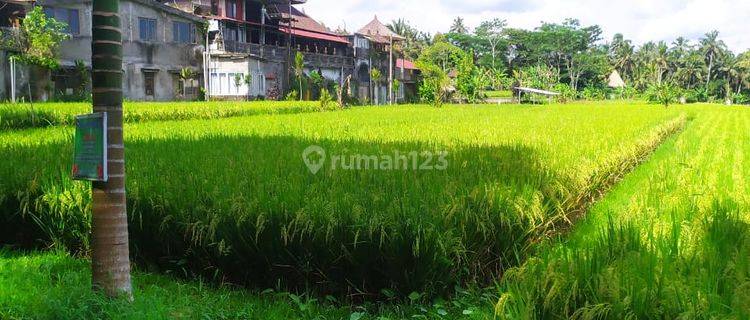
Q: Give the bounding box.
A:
[0,0,206,101]
[350,16,405,104]
[175,0,353,100]
[1,0,419,103]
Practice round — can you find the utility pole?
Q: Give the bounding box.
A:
[10,56,16,103]
[91,0,133,299]
[205,25,210,101]
[286,0,292,95]
[388,35,393,105]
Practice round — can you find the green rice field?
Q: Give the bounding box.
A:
[1,101,748,319]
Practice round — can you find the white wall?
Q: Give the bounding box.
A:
[208,55,266,97]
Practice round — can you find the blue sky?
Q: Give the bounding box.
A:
[299,0,750,53]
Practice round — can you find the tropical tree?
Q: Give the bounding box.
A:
[449,17,469,34]
[90,0,132,299]
[700,30,726,90]
[456,50,483,103]
[294,51,305,101]
[12,6,69,69]
[370,68,382,104]
[179,67,196,97]
[609,34,635,83]
[737,51,750,93]
[387,18,431,61]
[243,74,253,100]
[475,18,507,70]
[419,36,464,74]
[416,61,449,107]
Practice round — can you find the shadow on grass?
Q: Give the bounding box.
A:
[2,133,565,297]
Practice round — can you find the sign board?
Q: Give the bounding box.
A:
[72,112,108,182]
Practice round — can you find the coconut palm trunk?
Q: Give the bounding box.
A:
[91,0,132,298]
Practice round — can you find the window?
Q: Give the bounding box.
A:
[225,25,238,42]
[144,72,155,96]
[226,0,237,18]
[43,7,80,35]
[173,21,194,44]
[139,18,157,41]
[238,25,246,43]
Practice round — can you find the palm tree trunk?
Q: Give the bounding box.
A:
[91,0,132,299]
[706,54,713,89]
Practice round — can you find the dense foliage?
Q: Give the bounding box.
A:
[388,17,750,105]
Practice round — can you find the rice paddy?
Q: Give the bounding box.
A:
[1,102,683,295]
[496,105,750,319]
[2,101,748,319]
[0,100,318,130]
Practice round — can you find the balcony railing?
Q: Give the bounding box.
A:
[223,41,287,61]
[222,41,354,69]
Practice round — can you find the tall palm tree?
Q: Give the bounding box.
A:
[700,30,726,89]
[90,0,132,298]
[654,41,670,84]
[675,52,704,90]
[738,51,750,93]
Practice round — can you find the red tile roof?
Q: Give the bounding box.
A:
[356,16,405,44]
[279,27,350,44]
[274,6,350,44]
[396,58,417,70]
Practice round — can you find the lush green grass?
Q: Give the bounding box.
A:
[0,101,319,130]
[0,102,685,295]
[0,249,497,319]
[497,106,750,319]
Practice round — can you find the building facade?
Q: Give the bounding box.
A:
[1,0,205,101]
[173,0,354,100]
[1,0,419,103]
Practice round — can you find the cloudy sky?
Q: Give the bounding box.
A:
[299,0,750,52]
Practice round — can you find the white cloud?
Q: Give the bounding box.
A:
[299,0,750,52]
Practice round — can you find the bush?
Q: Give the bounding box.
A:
[683,87,709,103]
[285,90,299,101]
[553,84,576,103]
[579,86,608,101]
[319,88,333,110]
[614,86,637,100]
[646,83,680,107]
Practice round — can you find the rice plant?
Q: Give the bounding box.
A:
[0,101,319,130]
[0,102,685,295]
[497,105,750,319]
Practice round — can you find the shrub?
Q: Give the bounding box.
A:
[553,84,576,103]
[319,88,333,110]
[285,90,299,101]
[580,86,608,101]
[646,83,680,107]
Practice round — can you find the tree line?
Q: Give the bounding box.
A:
[387,17,750,105]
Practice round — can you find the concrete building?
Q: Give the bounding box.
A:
[1,0,206,101]
[351,16,405,105]
[173,0,354,100]
[1,0,420,103]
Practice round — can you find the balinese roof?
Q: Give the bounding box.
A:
[356,15,405,44]
[608,70,626,88]
[396,59,417,70]
[275,6,349,44]
[514,87,560,96]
